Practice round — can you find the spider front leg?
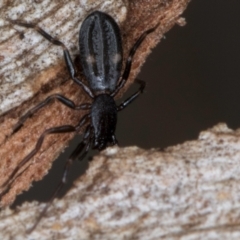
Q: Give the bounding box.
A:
[27,125,93,233]
[0,114,90,200]
[8,19,94,98]
[13,94,91,133]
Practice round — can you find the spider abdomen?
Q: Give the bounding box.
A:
[79,11,123,93]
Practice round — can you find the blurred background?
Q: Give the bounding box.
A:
[14,0,240,205]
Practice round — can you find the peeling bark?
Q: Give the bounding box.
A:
[0,0,190,205]
[1,123,240,239]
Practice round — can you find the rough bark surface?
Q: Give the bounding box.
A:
[1,123,240,239]
[0,0,190,205]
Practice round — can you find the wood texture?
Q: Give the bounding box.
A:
[1,123,240,239]
[0,0,190,206]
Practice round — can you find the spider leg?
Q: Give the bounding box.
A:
[27,126,93,233]
[111,134,118,145]
[0,114,90,200]
[117,79,146,111]
[13,94,91,133]
[111,23,159,97]
[8,19,94,98]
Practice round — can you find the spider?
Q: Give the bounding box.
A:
[2,11,158,231]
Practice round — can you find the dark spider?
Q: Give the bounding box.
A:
[2,11,158,231]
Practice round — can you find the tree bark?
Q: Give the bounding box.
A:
[0,0,190,206]
[1,123,240,239]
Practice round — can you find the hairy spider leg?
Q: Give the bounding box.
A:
[8,20,94,98]
[0,114,90,200]
[117,79,146,111]
[111,23,159,97]
[27,125,92,233]
[13,94,91,133]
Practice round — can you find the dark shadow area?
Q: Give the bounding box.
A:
[13,0,240,206]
